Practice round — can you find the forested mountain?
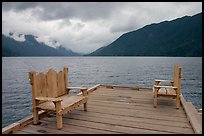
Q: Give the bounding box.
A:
[88,12,202,56]
[2,33,80,56]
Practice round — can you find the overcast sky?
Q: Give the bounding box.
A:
[2,2,202,54]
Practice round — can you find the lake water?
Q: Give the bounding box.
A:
[2,57,202,128]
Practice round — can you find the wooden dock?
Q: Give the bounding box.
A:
[2,84,202,134]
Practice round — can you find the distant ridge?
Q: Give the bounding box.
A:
[2,33,80,57]
[88,12,202,57]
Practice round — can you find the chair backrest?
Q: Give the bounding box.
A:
[28,67,68,101]
[173,64,182,94]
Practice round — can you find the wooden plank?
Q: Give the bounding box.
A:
[90,91,173,102]
[92,88,156,98]
[89,88,185,117]
[100,84,152,91]
[89,94,156,103]
[42,116,172,134]
[90,89,152,98]
[62,111,193,133]
[2,110,47,134]
[78,104,189,123]
[90,92,176,105]
[91,88,153,95]
[88,100,187,118]
[89,92,178,106]
[36,73,47,97]
[63,67,68,91]
[88,98,186,114]
[13,130,31,134]
[2,122,20,134]
[70,109,192,128]
[57,71,66,97]
[89,94,181,110]
[39,119,120,134]
[91,92,155,99]
[80,101,187,118]
[78,108,188,126]
[89,100,182,116]
[18,124,72,134]
[187,102,202,134]
[47,69,58,97]
[180,95,202,134]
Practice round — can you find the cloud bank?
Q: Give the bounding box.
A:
[2,2,202,53]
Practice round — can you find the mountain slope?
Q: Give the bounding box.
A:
[88,12,202,56]
[2,34,80,57]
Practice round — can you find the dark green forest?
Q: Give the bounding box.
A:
[88,12,202,56]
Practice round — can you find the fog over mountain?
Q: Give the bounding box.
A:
[2,2,202,54]
[2,32,81,56]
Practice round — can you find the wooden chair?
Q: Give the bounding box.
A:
[153,64,182,109]
[28,67,88,129]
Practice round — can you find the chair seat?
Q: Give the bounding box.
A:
[36,94,87,111]
[155,87,177,95]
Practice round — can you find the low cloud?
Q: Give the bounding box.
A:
[2,2,202,53]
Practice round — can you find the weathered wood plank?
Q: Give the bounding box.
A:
[43,116,173,134]
[13,130,31,134]
[87,103,187,119]
[39,119,120,134]
[180,95,202,134]
[36,73,47,97]
[89,95,185,113]
[17,124,72,134]
[90,96,178,109]
[62,111,193,133]
[88,98,186,115]
[70,109,192,128]
[77,104,189,123]
[57,71,66,97]
[47,69,58,97]
[2,122,20,134]
[100,84,152,91]
[2,110,47,134]
[89,94,173,104]
[90,91,177,103]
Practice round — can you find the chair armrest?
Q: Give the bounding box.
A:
[154,85,177,89]
[67,87,88,96]
[35,97,62,102]
[154,79,173,83]
[154,79,174,86]
[67,87,87,90]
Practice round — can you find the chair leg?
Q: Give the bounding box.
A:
[176,95,180,109]
[33,107,39,125]
[84,102,87,111]
[153,96,157,108]
[153,88,158,108]
[57,112,62,129]
[55,101,62,129]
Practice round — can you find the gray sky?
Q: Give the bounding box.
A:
[2,2,202,54]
